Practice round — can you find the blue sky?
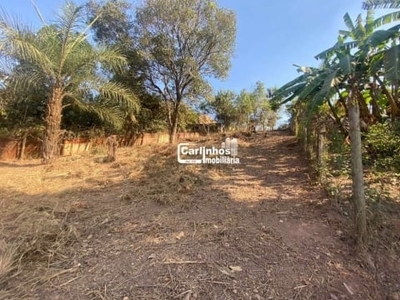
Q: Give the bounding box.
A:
[212,0,393,92]
[0,1,394,103]
[0,0,389,92]
[216,0,366,91]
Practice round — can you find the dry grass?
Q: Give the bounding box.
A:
[0,203,80,299]
[0,132,398,299]
[0,137,229,298]
[0,239,18,290]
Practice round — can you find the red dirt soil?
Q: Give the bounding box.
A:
[1,131,399,300]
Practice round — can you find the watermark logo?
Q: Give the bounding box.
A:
[177,138,240,164]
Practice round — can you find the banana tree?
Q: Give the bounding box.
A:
[329,53,368,248]
[275,8,400,248]
[273,64,348,136]
[274,18,373,248]
[316,10,400,122]
[368,28,400,119]
[361,3,400,117]
[0,1,139,164]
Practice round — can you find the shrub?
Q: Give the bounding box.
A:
[364,122,400,172]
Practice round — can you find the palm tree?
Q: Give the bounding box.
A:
[0,1,138,164]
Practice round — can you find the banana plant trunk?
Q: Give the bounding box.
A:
[42,87,63,164]
[348,87,367,249]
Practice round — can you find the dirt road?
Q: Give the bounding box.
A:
[0,131,384,299]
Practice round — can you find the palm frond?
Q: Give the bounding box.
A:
[56,2,87,72]
[273,83,306,104]
[0,11,55,76]
[56,1,84,40]
[363,0,400,9]
[6,67,47,92]
[95,45,128,73]
[279,90,302,105]
[384,44,400,84]
[85,80,140,113]
[365,10,376,34]
[355,14,367,41]
[274,73,309,93]
[366,28,399,47]
[66,93,125,129]
[311,69,341,110]
[315,41,358,60]
[30,0,47,26]
[64,3,102,56]
[369,50,385,74]
[338,54,355,75]
[373,10,400,28]
[297,73,326,100]
[343,12,356,32]
[339,30,351,38]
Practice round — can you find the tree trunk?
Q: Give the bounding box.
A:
[348,91,367,249]
[169,106,179,143]
[42,88,63,164]
[19,132,28,160]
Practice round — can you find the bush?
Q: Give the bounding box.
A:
[327,131,351,175]
[364,122,400,172]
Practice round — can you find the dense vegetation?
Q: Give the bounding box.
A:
[273,1,400,247]
[0,0,280,162]
[0,0,399,249]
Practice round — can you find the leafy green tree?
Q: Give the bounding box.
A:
[236,89,255,130]
[204,90,237,131]
[178,104,200,132]
[86,0,168,135]
[133,0,236,143]
[0,1,138,164]
[0,80,46,159]
[0,77,46,133]
[312,12,400,247]
[251,82,279,131]
[86,0,133,45]
[203,83,278,132]
[252,82,267,130]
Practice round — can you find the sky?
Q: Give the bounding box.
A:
[216,0,367,91]
[0,0,394,123]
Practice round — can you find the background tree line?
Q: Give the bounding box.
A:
[202,81,280,132]
[0,0,237,163]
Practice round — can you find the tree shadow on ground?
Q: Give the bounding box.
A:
[0,131,399,300]
[0,161,40,168]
